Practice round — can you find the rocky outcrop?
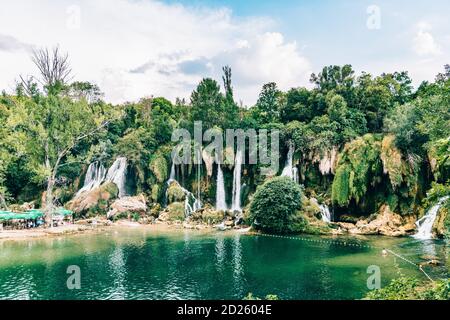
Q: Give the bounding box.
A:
[157,202,185,222]
[107,194,147,219]
[68,182,118,215]
[189,206,225,224]
[335,205,416,236]
[433,205,449,238]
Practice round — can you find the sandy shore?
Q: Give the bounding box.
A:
[0,220,230,242]
[0,224,109,242]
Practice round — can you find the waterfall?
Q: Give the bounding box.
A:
[166,160,201,217]
[319,204,332,223]
[77,161,106,196]
[77,158,128,198]
[281,142,298,182]
[194,149,202,211]
[231,148,243,212]
[215,160,227,211]
[310,198,332,223]
[169,162,176,182]
[105,157,128,198]
[413,196,449,240]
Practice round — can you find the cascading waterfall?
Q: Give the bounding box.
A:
[169,162,176,182]
[105,157,128,198]
[77,157,128,198]
[77,161,106,196]
[215,156,227,211]
[281,142,298,183]
[310,198,332,223]
[319,204,332,223]
[194,149,202,211]
[413,196,449,240]
[231,148,243,212]
[166,159,201,217]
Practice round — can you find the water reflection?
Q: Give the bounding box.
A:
[215,235,226,274]
[107,246,127,299]
[231,234,245,297]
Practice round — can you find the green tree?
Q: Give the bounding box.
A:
[6,95,117,224]
[249,176,303,234]
[190,78,225,128]
[255,82,282,123]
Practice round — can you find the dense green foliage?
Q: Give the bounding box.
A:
[249,177,303,234]
[0,51,448,227]
[365,277,450,300]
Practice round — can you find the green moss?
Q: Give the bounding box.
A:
[243,293,279,300]
[151,184,160,203]
[332,134,382,206]
[167,182,186,203]
[380,135,403,189]
[165,202,185,221]
[149,153,168,183]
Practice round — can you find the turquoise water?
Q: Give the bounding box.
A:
[0,228,448,300]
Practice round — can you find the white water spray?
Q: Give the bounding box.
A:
[231,148,243,212]
[319,204,332,223]
[413,196,449,240]
[281,142,298,183]
[105,157,128,198]
[166,159,201,217]
[77,161,106,196]
[78,158,128,198]
[169,162,176,182]
[215,157,227,211]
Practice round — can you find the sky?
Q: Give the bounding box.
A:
[0,0,448,105]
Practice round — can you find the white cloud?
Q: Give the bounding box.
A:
[412,22,442,56]
[0,0,311,105]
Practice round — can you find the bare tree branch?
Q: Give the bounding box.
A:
[32,46,72,88]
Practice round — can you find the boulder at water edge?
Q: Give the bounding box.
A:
[107,194,147,219]
[68,182,119,215]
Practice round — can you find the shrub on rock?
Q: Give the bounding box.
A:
[249,176,303,234]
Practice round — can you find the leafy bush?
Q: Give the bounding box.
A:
[365,277,450,300]
[243,293,279,300]
[249,176,303,234]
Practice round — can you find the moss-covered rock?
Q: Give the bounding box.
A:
[161,201,185,221]
[190,207,225,224]
[167,181,186,203]
[332,134,382,207]
[433,206,449,238]
[68,182,119,217]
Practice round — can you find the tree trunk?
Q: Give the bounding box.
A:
[0,193,7,210]
[45,177,55,227]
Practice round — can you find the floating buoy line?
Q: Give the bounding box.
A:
[241,231,437,282]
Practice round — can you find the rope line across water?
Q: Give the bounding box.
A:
[243,232,435,282]
[246,232,373,249]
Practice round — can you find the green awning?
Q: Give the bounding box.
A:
[54,208,73,217]
[0,208,71,221]
[0,210,44,221]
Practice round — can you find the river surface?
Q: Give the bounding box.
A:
[0,227,448,300]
